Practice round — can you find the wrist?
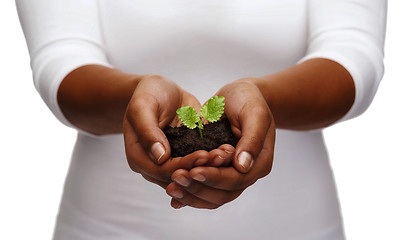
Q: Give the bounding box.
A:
[58,65,145,135]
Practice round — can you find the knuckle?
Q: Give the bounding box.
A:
[262,163,273,176]
[139,128,156,141]
[245,135,264,152]
[247,177,258,187]
[236,175,257,190]
[183,195,197,207]
[238,180,254,192]
[130,95,149,109]
[143,74,164,80]
[130,90,158,110]
[242,99,269,117]
[154,168,171,181]
[236,78,258,86]
[206,204,220,210]
[232,176,247,190]
[258,163,273,179]
[248,135,262,146]
[256,149,274,178]
[217,194,234,205]
[127,162,140,173]
[126,101,146,124]
[222,191,243,204]
[253,104,271,120]
[186,183,203,196]
[214,168,227,186]
[126,155,140,173]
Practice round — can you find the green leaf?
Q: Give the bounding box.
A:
[176,106,201,129]
[200,96,225,123]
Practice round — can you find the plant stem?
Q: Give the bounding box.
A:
[199,127,203,140]
[197,120,204,140]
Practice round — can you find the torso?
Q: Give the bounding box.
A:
[100,0,307,102]
[53,1,345,239]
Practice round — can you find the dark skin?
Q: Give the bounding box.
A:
[58,58,354,209]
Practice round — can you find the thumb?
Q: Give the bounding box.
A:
[126,94,172,164]
[232,104,272,173]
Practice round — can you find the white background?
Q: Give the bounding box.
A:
[1,1,402,239]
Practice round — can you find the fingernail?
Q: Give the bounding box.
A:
[173,175,190,187]
[192,174,206,182]
[224,150,234,154]
[169,189,184,199]
[151,142,165,164]
[213,155,224,166]
[238,151,253,171]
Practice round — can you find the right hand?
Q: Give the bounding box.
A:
[123,75,211,188]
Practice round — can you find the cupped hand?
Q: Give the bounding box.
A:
[123,75,209,187]
[166,78,276,209]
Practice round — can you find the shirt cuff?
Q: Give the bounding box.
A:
[298,43,384,125]
[31,39,112,132]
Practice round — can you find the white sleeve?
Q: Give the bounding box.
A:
[300,0,387,122]
[16,0,111,128]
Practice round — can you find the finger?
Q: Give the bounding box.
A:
[166,182,220,209]
[252,121,276,178]
[171,170,243,205]
[233,102,272,173]
[141,173,170,189]
[123,117,154,173]
[189,166,256,191]
[125,119,209,182]
[143,150,209,182]
[170,197,220,210]
[170,198,186,209]
[158,150,210,174]
[218,144,236,156]
[126,93,173,165]
[189,130,275,191]
[207,144,235,167]
[237,117,276,180]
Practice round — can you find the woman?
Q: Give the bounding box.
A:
[17,0,386,239]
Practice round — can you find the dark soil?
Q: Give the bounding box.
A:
[163,118,238,158]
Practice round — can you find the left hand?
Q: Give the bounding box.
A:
[166,79,276,209]
[123,75,209,188]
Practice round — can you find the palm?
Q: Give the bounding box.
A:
[166,79,276,209]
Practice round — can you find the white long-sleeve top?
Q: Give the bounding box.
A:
[17,0,386,239]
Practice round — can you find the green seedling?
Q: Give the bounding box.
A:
[176,96,225,139]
